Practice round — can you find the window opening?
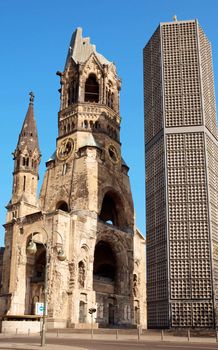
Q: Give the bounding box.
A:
[93,241,116,281]
[56,201,69,212]
[85,74,99,103]
[23,176,26,191]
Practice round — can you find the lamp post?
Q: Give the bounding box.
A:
[88,308,96,339]
[26,227,66,347]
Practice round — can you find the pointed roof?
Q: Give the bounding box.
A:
[16,92,40,154]
[65,27,111,68]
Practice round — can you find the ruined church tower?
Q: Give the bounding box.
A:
[0,28,146,329]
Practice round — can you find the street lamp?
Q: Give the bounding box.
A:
[26,228,66,347]
[88,307,97,339]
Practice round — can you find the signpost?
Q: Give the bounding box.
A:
[35,303,45,316]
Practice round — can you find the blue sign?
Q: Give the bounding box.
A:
[35,302,44,316]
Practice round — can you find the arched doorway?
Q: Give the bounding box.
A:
[93,241,117,326]
[108,303,115,325]
[79,301,87,323]
[93,241,116,284]
[26,241,46,314]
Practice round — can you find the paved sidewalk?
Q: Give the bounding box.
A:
[48,332,217,343]
[49,329,218,343]
[0,342,86,350]
[0,335,88,350]
[0,331,217,349]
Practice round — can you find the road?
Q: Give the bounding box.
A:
[0,336,217,350]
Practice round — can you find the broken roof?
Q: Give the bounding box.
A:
[65,27,111,68]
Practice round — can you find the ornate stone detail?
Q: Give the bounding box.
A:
[78,261,86,288]
[57,138,74,161]
[107,144,120,164]
[69,261,75,291]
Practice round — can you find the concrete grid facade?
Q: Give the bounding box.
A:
[144,19,218,328]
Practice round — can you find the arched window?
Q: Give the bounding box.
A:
[106,86,114,110]
[56,201,69,212]
[85,74,99,103]
[83,120,88,129]
[68,82,78,106]
[26,240,46,284]
[23,176,26,191]
[93,241,116,281]
[33,247,46,282]
[99,191,126,228]
[94,121,100,129]
[99,194,117,225]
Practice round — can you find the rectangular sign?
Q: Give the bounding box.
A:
[35,302,45,316]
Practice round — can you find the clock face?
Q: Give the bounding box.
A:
[57,138,74,160]
[108,144,119,163]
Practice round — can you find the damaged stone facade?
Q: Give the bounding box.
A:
[0,248,4,291]
[0,28,146,329]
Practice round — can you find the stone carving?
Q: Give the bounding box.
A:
[133,274,139,298]
[68,261,75,292]
[57,138,74,160]
[78,261,85,288]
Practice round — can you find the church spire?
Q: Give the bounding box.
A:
[11,93,41,206]
[15,92,40,157]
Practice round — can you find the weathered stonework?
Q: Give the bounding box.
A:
[0,28,146,329]
[0,248,4,291]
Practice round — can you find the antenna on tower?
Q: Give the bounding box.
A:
[173,15,178,21]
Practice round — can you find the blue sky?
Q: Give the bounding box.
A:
[0,0,218,246]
